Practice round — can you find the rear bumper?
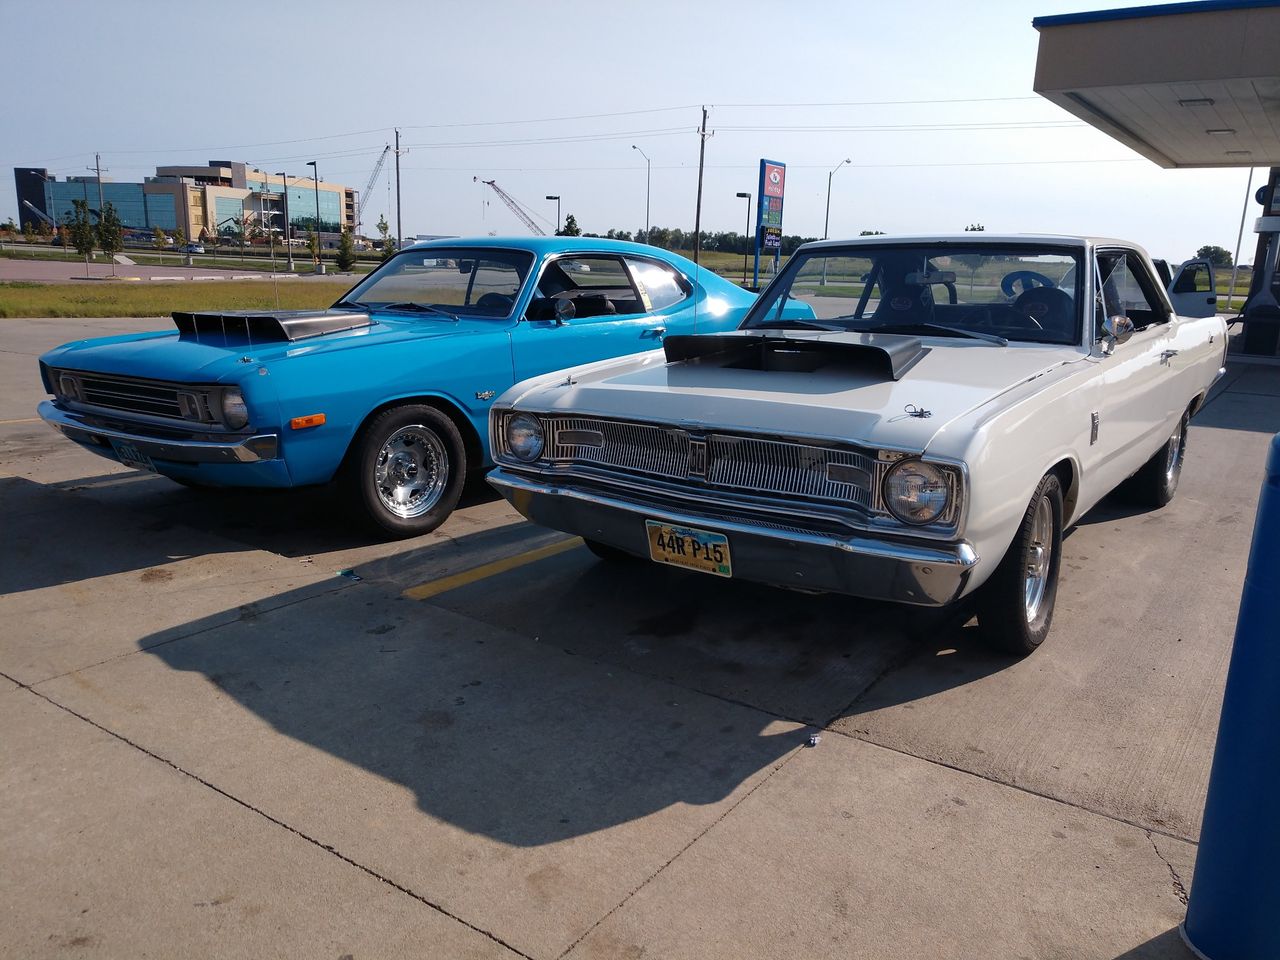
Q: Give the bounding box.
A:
[38,399,282,468]
[488,468,979,606]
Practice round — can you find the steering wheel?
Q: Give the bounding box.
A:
[1000,270,1057,298]
[1012,287,1076,333]
[475,292,514,313]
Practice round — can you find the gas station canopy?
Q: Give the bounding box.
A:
[1033,0,1280,168]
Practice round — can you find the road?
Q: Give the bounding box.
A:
[4,316,1277,958]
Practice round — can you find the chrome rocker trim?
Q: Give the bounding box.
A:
[488,467,978,607]
[38,400,279,464]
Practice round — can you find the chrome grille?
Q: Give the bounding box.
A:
[55,369,213,424]
[540,415,874,509]
[549,417,690,480]
[706,434,873,508]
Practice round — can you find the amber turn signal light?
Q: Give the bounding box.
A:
[290,413,326,430]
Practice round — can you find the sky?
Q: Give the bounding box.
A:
[0,0,1267,264]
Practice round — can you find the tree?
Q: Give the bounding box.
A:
[23,220,36,244]
[964,223,985,232]
[557,213,582,237]
[174,227,187,250]
[96,202,124,276]
[153,227,168,263]
[67,200,96,274]
[335,228,356,271]
[0,217,16,238]
[1195,244,1232,268]
[307,230,321,267]
[859,230,885,236]
[230,215,247,261]
[376,214,397,262]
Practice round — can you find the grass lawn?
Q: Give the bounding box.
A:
[0,280,355,318]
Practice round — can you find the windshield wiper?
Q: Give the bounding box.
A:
[867,321,1006,346]
[332,299,363,310]
[750,318,847,332]
[380,302,459,321]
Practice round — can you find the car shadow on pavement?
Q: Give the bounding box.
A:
[136,523,1011,848]
[0,469,505,596]
[1110,927,1194,959]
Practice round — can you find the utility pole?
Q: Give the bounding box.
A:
[632,145,651,242]
[693,106,709,264]
[94,153,105,216]
[276,172,294,270]
[394,127,403,247]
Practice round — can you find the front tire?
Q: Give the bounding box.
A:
[346,405,466,538]
[1123,410,1189,508]
[975,472,1064,657]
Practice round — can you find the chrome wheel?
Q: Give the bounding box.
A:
[1165,419,1186,486]
[1023,495,1054,623]
[374,425,449,519]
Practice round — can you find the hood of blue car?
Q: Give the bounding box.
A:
[41,311,506,383]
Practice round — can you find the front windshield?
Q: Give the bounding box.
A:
[745,243,1083,345]
[341,248,534,319]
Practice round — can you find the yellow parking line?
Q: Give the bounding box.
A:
[0,417,40,425]
[402,537,583,601]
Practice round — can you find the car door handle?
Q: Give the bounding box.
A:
[1161,349,1179,364]
[644,326,666,339]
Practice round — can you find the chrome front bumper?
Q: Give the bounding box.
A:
[37,399,279,464]
[488,468,979,606]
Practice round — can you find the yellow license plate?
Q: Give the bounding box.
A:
[645,521,731,577]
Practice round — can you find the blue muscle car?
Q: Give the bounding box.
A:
[38,237,756,536]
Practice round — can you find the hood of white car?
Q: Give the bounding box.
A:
[511,330,1085,451]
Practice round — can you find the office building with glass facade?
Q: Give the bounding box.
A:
[14,161,357,244]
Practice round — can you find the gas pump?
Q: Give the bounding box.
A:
[1241,168,1280,356]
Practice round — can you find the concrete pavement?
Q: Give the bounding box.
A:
[2,317,1274,958]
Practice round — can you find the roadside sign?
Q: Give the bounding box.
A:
[753,159,786,288]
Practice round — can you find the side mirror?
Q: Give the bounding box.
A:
[527,297,575,324]
[1101,314,1135,353]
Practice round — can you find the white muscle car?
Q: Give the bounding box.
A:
[486,235,1227,655]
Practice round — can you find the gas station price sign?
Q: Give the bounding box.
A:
[756,160,786,232]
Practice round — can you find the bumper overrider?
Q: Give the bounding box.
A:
[37,400,279,465]
[487,467,979,607]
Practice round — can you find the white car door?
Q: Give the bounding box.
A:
[1167,259,1217,318]
[1084,250,1180,495]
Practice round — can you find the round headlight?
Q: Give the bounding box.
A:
[883,459,951,525]
[221,388,249,429]
[506,413,545,462]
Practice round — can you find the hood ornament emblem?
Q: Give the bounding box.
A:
[904,404,932,419]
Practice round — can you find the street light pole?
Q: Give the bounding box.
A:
[275,172,294,270]
[632,145,651,242]
[735,192,751,287]
[306,160,323,274]
[545,195,561,234]
[823,158,851,240]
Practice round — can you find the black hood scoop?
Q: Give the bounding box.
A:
[663,331,927,381]
[172,308,373,344]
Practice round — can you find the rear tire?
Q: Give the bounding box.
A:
[344,405,466,539]
[975,472,1064,657]
[1122,410,1189,508]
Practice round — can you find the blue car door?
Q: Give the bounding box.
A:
[510,253,674,381]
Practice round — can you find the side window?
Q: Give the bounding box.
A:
[536,256,644,319]
[1172,262,1211,294]
[1097,252,1167,332]
[625,258,690,311]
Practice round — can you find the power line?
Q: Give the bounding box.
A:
[394,158,1143,173]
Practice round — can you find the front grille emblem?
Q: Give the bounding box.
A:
[688,438,707,477]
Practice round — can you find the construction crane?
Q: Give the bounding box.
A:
[356,145,391,232]
[474,178,546,236]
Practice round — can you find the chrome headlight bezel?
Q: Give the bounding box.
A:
[221,387,249,430]
[505,412,545,462]
[882,457,954,526]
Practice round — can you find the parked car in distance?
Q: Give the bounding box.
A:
[184,242,205,254]
[36,237,757,536]
[487,235,1227,655]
